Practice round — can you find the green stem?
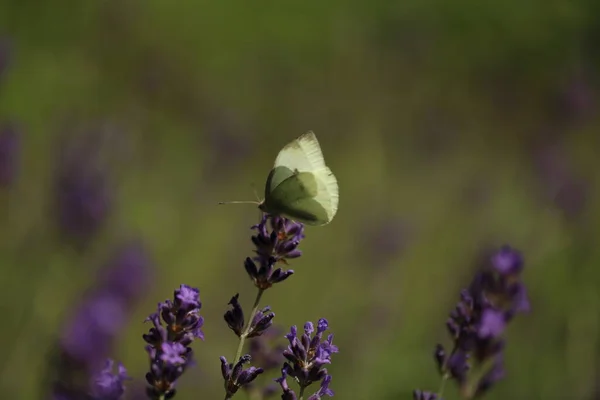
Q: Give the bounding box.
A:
[298,386,306,400]
[437,373,449,398]
[437,344,457,399]
[233,288,265,364]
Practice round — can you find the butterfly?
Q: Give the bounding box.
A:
[220,131,339,226]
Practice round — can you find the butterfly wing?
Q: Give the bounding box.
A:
[264,171,330,225]
[265,131,339,224]
[274,131,327,172]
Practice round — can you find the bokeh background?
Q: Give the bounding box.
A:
[1,0,599,399]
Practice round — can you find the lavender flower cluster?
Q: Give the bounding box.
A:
[49,214,338,400]
[414,246,530,400]
[220,215,338,400]
[48,208,529,400]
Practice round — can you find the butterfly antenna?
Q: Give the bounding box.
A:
[250,182,261,202]
[218,200,260,205]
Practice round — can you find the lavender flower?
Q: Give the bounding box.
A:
[224,294,274,338]
[90,359,130,400]
[51,242,152,399]
[0,123,19,187]
[307,374,334,400]
[143,284,204,399]
[224,294,245,337]
[244,215,305,289]
[221,354,265,398]
[422,245,529,399]
[276,319,338,399]
[60,290,128,369]
[413,390,441,400]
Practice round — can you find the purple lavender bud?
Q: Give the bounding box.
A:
[281,319,338,391]
[446,351,469,383]
[174,284,201,309]
[90,359,130,400]
[247,306,275,338]
[307,374,334,399]
[0,124,19,187]
[221,355,265,397]
[144,285,203,399]
[474,356,505,397]
[224,294,245,337]
[477,309,507,338]
[490,246,523,275]
[160,342,187,365]
[413,390,441,400]
[275,367,298,400]
[245,215,304,289]
[508,282,531,314]
[434,344,446,373]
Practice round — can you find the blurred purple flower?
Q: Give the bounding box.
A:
[477,309,507,338]
[55,131,112,244]
[244,215,304,290]
[413,390,441,400]
[421,245,529,398]
[490,246,523,275]
[60,291,128,367]
[51,242,153,398]
[143,284,204,399]
[0,124,19,187]
[98,241,154,305]
[474,355,505,397]
[90,359,130,400]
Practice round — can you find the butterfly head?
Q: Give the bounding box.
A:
[258,201,266,212]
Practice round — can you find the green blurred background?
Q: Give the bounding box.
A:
[1,0,599,398]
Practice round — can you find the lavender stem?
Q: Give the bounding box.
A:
[436,374,448,398]
[233,288,265,368]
